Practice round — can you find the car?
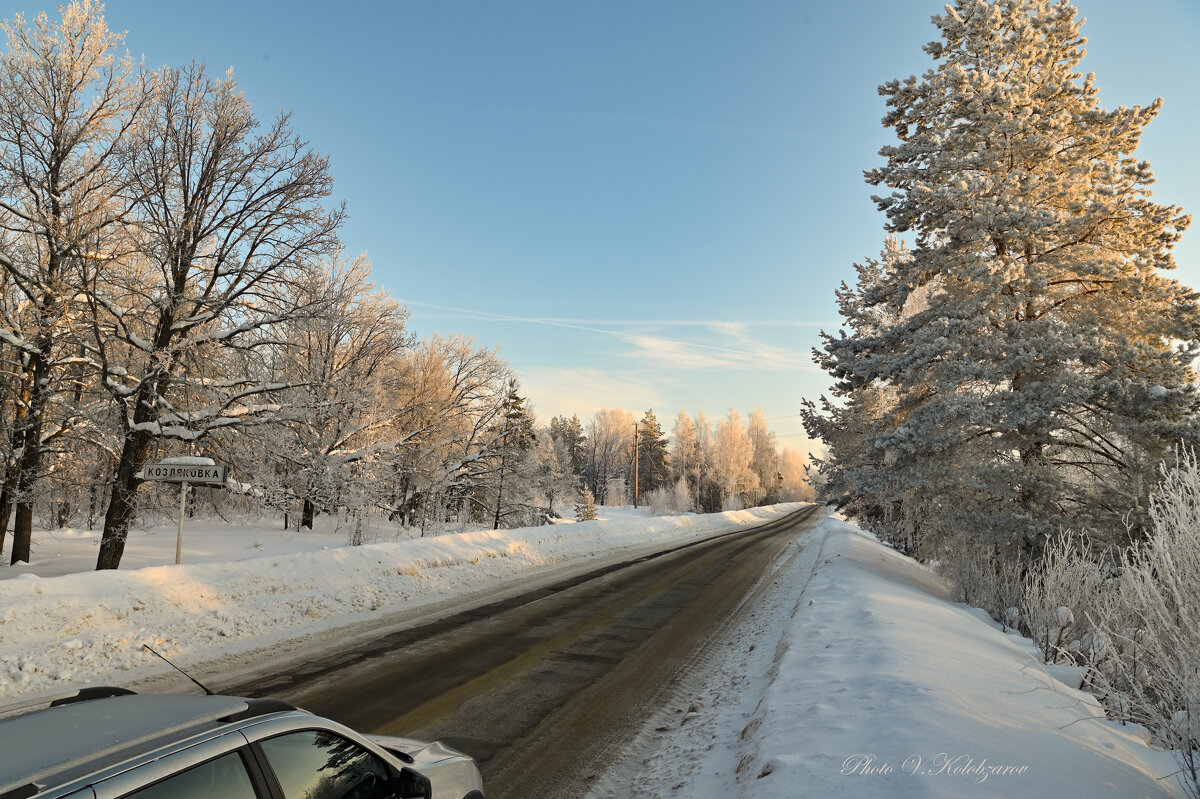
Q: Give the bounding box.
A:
[0,687,484,799]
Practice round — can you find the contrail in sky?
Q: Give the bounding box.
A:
[401,300,816,366]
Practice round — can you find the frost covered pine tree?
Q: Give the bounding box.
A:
[574,486,598,522]
[804,237,928,551]
[827,0,1199,553]
[635,409,670,498]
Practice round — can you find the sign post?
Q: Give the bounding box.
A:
[177,483,187,565]
[142,459,228,564]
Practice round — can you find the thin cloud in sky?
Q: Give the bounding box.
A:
[623,333,805,372]
[710,321,748,338]
[412,309,832,329]
[402,300,821,372]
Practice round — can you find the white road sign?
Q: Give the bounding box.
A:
[143,463,228,485]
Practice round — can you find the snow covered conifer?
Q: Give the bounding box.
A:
[826,0,1200,552]
[635,409,670,499]
[805,237,925,551]
[548,414,587,481]
[574,487,598,522]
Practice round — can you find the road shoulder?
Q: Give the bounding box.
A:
[583,508,831,798]
[590,514,1184,799]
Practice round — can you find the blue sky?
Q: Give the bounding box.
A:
[78,0,1200,451]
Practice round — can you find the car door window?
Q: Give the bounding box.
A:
[259,730,392,799]
[123,751,259,799]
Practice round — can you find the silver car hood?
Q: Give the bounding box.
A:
[369,734,485,797]
[368,734,472,767]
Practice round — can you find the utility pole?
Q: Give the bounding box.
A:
[633,422,640,508]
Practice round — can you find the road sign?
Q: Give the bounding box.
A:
[143,463,228,485]
[141,460,228,565]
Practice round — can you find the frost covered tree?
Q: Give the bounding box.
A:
[384,335,514,532]
[816,0,1199,553]
[487,380,536,529]
[0,1,147,562]
[548,414,586,482]
[746,408,782,504]
[267,255,411,530]
[692,410,722,513]
[574,486,598,522]
[711,409,758,510]
[91,63,341,568]
[527,431,577,519]
[670,410,703,511]
[635,409,669,499]
[778,449,815,503]
[584,408,634,504]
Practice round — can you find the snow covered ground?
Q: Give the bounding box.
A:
[591,514,1186,799]
[1,506,1187,798]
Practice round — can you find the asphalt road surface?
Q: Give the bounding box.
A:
[230,505,821,799]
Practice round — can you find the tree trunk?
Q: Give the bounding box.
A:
[493,457,506,530]
[0,468,12,561]
[97,377,164,569]
[54,466,70,529]
[302,497,315,529]
[11,503,33,563]
[10,349,53,564]
[96,427,154,569]
[10,472,33,564]
[88,479,98,531]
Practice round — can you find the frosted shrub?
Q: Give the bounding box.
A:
[1022,532,1105,664]
[645,487,676,516]
[721,495,745,512]
[936,534,1023,629]
[937,537,988,608]
[605,478,629,506]
[1086,453,1200,797]
[645,479,694,516]
[672,477,693,514]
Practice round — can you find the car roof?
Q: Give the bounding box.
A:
[0,692,294,798]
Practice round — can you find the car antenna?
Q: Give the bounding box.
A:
[142,644,215,695]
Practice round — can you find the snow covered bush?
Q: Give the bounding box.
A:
[644,478,692,516]
[605,478,629,507]
[933,451,1200,795]
[936,533,1023,629]
[645,487,674,516]
[1085,453,1200,797]
[1021,532,1106,664]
